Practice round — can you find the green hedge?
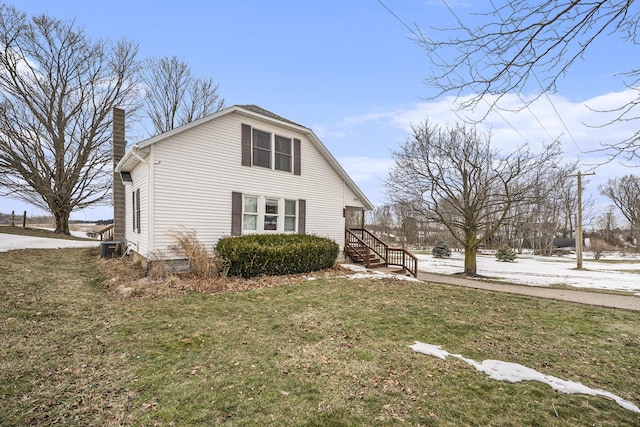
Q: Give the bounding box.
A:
[215,234,339,278]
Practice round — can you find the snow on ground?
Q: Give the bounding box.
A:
[1,230,638,293]
[410,341,640,413]
[0,233,99,252]
[340,263,421,282]
[417,251,640,293]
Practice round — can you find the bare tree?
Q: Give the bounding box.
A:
[417,1,640,159]
[386,120,562,276]
[596,206,619,246]
[600,174,640,245]
[392,203,419,247]
[369,204,396,241]
[519,163,577,256]
[0,5,140,234]
[142,56,225,135]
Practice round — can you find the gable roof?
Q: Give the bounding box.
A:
[236,104,304,127]
[115,105,373,210]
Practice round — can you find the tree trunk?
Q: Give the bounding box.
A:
[54,209,71,235]
[464,246,477,276]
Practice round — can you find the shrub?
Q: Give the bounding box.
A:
[588,237,614,260]
[216,234,339,278]
[169,228,226,279]
[432,240,451,258]
[495,244,517,262]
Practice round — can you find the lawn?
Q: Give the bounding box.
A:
[1,247,639,426]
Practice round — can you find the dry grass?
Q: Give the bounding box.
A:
[168,228,223,279]
[2,246,640,426]
[98,253,353,299]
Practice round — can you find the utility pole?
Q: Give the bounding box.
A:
[574,171,595,269]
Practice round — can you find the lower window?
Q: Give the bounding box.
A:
[242,196,297,233]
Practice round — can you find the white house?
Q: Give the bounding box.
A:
[114,104,373,260]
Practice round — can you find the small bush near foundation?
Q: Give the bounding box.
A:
[216,234,339,278]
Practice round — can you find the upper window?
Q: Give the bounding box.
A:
[251,128,293,172]
[274,135,292,172]
[252,129,271,168]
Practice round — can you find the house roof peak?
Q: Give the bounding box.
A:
[235,104,304,128]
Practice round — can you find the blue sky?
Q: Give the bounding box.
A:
[2,0,639,222]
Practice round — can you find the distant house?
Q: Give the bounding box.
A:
[113,105,373,260]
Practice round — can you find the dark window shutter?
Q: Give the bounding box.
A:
[298,199,306,234]
[293,138,301,175]
[135,188,141,234]
[241,124,251,167]
[132,191,136,232]
[231,192,242,236]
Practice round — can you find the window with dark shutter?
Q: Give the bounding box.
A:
[231,192,242,236]
[252,129,271,168]
[135,188,141,234]
[132,191,136,232]
[293,138,301,175]
[298,199,306,234]
[242,123,300,175]
[241,124,251,166]
[274,135,292,172]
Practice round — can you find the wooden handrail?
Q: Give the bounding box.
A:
[96,224,114,241]
[346,228,418,277]
[345,228,374,268]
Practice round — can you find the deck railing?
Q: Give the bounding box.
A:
[95,224,114,241]
[344,229,374,268]
[346,228,418,277]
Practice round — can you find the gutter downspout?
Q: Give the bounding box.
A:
[131,146,149,164]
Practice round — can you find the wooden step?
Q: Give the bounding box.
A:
[367,260,386,268]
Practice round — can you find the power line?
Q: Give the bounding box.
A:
[486,0,582,155]
[380,0,585,154]
[376,0,531,144]
[442,0,557,144]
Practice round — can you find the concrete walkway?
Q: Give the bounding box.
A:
[417,271,640,312]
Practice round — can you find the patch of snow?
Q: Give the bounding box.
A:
[0,234,99,252]
[340,263,421,282]
[417,252,640,293]
[37,227,96,239]
[410,341,640,413]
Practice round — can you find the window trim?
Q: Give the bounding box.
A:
[241,195,298,233]
[274,135,292,172]
[242,195,259,231]
[132,188,141,234]
[244,124,299,174]
[284,199,296,232]
[252,128,272,169]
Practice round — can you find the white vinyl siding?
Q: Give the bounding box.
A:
[127,111,367,258]
[124,164,150,256]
